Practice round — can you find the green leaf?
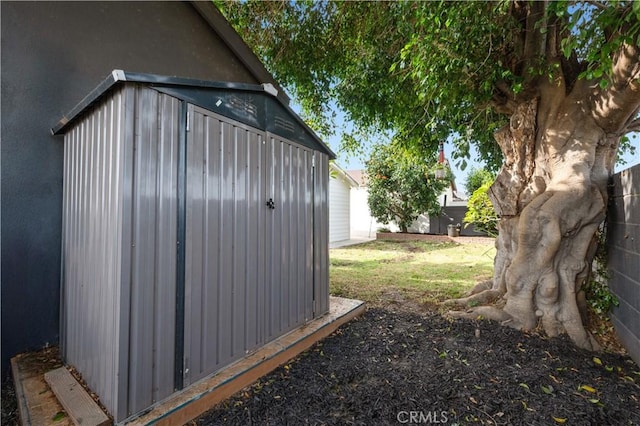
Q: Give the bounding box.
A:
[560,38,573,58]
[541,385,554,394]
[52,412,66,422]
[218,0,639,197]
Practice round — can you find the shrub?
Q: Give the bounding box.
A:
[464,182,498,236]
[366,144,448,233]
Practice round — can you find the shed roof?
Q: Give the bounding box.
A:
[52,70,335,159]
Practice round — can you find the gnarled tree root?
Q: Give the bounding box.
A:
[446,305,513,324]
[443,279,505,308]
[443,288,503,308]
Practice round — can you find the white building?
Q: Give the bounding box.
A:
[347,166,468,236]
[329,163,359,243]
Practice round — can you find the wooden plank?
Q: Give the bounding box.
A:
[43,367,111,426]
[128,296,366,425]
[11,356,33,426]
[155,300,366,426]
[11,353,74,426]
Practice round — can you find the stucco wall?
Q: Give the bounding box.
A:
[0,1,261,372]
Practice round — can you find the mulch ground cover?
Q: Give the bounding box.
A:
[195,307,640,425]
[2,307,639,425]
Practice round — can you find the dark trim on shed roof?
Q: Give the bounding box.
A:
[51,70,336,159]
[189,1,291,105]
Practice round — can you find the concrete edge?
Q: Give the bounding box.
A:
[125,296,366,425]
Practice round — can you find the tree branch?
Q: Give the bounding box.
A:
[491,80,518,115]
[520,1,547,79]
[583,0,609,11]
[592,41,640,133]
[624,117,640,133]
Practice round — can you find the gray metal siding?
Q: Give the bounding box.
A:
[266,133,316,336]
[60,86,330,420]
[184,106,266,383]
[61,87,129,418]
[314,153,331,316]
[126,88,180,415]
[61,87,180,420]
[184,107,265,383]
[183,106,319,385]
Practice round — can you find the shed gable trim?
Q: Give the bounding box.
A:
[51,71,336,159]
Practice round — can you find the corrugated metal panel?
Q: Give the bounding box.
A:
[184,106,268,384]
[61,86,180,420]
[608,164,640,367]
[183,106,318,385]
[61,86,130,418]
[314,152,331,316]
[61,83,331,420]
[126,87,180,415]
[265,133,315,338]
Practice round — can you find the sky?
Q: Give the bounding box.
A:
[324,122,640,198]
[329,133,640,197]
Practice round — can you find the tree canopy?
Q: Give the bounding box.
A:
[216,0,639,169]
[218,1,640,350]
[365,144,448,233]
[464,168,496,196]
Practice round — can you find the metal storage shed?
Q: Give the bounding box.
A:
[53,70,334,422]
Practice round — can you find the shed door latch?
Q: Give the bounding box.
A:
[266,198,275,210]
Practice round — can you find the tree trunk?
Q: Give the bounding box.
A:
[448,79,624,350]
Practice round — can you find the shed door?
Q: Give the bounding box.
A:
[183,105,315,385]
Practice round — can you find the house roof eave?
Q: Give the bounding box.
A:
[189,1,291,106]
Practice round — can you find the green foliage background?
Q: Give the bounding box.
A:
[464,168,496,196]
[366,145,448,233]
[464,182,499,237]
[216,1,639,170]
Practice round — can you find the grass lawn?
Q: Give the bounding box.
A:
[330,239,496,310]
